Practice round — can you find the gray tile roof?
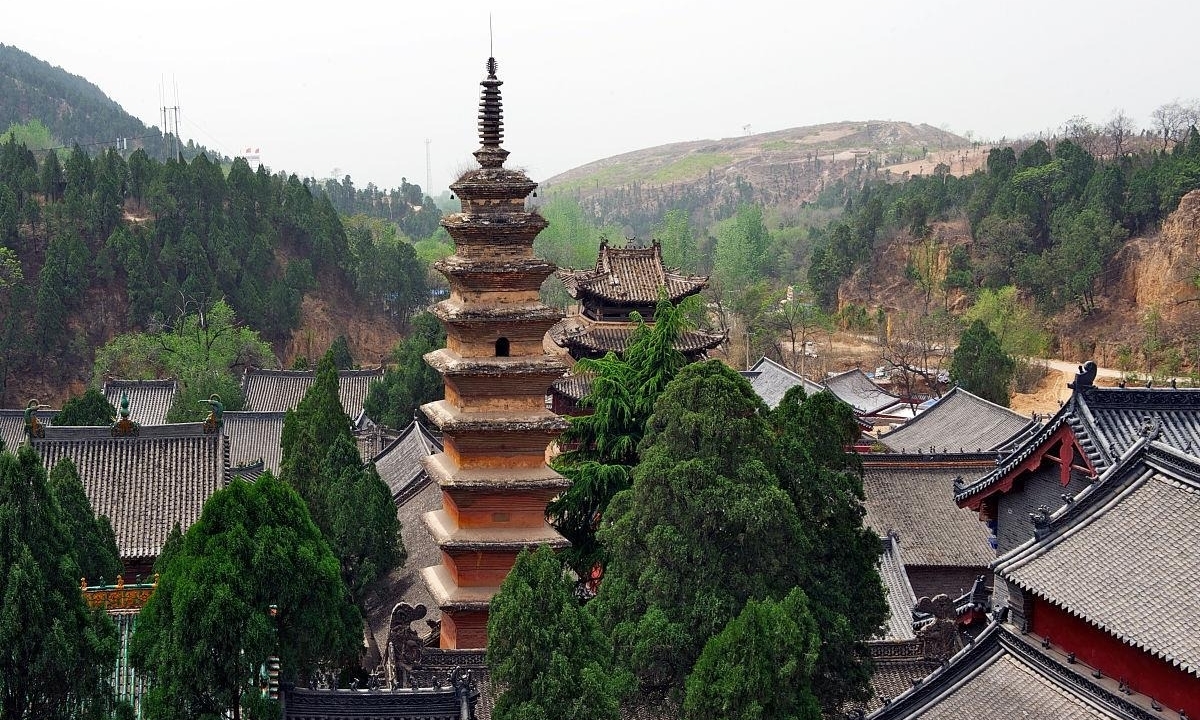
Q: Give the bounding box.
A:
[550,319,724,358]
[102,379,179,425]
[824,368,904,416]
[32,424,227,561]
[241,367,383,418]
[556,241,708,304]
[363,476,444,654]
[222,411,286,474]
[862,455,997,568]
[0,408,58,451]
[958,385,1200,504]
[866,622,1157,719]
[879,386,1038,454]
[878,535,917,641]
[372,420,442,501]
[741,356,823,409]
[995,441,1200,678]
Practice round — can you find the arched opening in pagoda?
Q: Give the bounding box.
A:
[495,337,510,357]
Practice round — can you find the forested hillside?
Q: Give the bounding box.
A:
[0,139,431,406]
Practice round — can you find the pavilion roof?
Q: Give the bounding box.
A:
[862,454,997,568]
[549,318,724,359]
[956,381,1200,505]
[371,419,442,502]
[102,379,178,425]
[878,386,1038,454]
[740,356,823,409]
[241,366,383,419]
[865,621,1159,719]
[995,439,1200,678]
[823,368,904,416]
[32,424,227,561]
[556,240,708,305]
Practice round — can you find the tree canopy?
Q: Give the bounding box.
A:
[53,387,116,426]
[130,471,360,720]
[281,350,403,606]
[590,360,806,701]
[487,545,631,720]
[548,297,690,581]
[0,445,118,719]
[950,319,1016,406]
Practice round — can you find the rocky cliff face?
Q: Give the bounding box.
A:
[1113,190,1200,309]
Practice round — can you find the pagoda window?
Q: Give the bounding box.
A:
[495,337,510,357]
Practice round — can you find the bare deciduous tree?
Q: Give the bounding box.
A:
[880,310,959,401]
[1103,109,1135,158]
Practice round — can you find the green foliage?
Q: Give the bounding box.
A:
[964,286,1050,357]
[47,458,122,583]
[532,196,622,307]
[327,335,354,370]
[950,320,1015,406]
[94,299,274,418]
[652,208,700,273]
[767,388,885,710]
[363,312,445,429]
[54,387,116,426]
[713,204,773,292]
[0,445,118,719]
[488,546,632,720]
[343,215,430,324]
[281,351,402,606]
[130,472,360,718]
[683,588,822,720]
[548,298,690,580]
[591,361,805,701]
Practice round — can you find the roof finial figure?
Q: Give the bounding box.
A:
[474,56,508,169]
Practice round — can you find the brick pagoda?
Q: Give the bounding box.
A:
[419,57,570,649]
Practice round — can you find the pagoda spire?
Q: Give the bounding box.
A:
[474,57,508,168]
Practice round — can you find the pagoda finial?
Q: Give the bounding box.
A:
[474,57,509,168]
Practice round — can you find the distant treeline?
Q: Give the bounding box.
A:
[808,130,1200,313]
[0,140,428,396]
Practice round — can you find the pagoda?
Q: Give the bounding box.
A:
[419,57,570,649]
[550,239,723,361]
[549,240,724,413]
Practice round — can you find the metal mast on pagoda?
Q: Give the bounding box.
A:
[419,57,571,650]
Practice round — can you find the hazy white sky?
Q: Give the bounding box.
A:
[6,1,1199,192]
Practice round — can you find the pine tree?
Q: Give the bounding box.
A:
[47,458,122,583]
[281,350,402,606]
[950,319,1016,406]
[768,387,887,711]
[0,445,118,719]
[488,546,631,720]
[54,387,116,426]
[590,361,805,702]
[548,297,689,580]
[130,472,360,720]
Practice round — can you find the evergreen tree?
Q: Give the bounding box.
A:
[47,458,122,583]
[328,335,354,370]
[768,387,887,711]
[0,445,118,719]
[487,546,632,720]
[130,472,360,720]
[590,361,805,702]
[363,313,445,429]
[950,319,1016,406]
[548,298,690,581]
[53,387,116,426]
[281,350,402,606]
[683,588,822,720]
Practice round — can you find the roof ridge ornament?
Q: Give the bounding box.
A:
[1067,361,1097,390]
[474,57,509,169]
